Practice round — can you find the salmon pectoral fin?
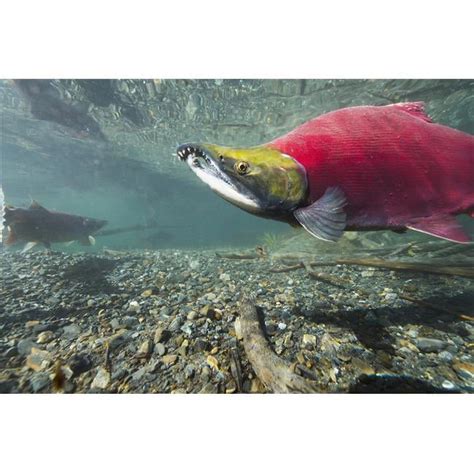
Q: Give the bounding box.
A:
[294,187,347,242]
[21,241,38,253]
[407,215,472,244]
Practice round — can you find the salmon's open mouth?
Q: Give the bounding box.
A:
[177,143,261,211]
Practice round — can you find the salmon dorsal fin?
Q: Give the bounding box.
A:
[29,200,48,211]
[387,102,432,123]
[407,215,472,244]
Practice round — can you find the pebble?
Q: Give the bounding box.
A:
[91,367,111,390]
[352,358,375,375]
[25,320,40,329]
[199,382,218,394]
[131,367,146,382]
[206,355,219,370]
[195,339,210,352]
[441,380,456,390]
[30,373,50,392]
[168,316,183,332]
[187,311,197,321]
[138,340,152,356]
[36,331,54,344]
[180,321,193,336]
[128,300,141,313]
[153,327,165,343]
[162,354,178,365]
[155,343,166,356]
[122,316,139,328]
[110,318,121,330]
[63,324,81,340]
[302,334,317,348]
[106,329,131,350]
[278,322,287,331]
[452,361,474,380]
[201,366,211,382]
[234,318,243,340]
[283,332,293,349]
[415,338,447,353]
[219,273,231,282]
[438,351,454,363]
[68,354,92,376]
[184,364,195,379]
[26,348,51,371]
[17,339,38,356]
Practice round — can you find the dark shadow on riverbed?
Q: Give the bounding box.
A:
[300,289,474,355]
[349,374,462,393]
[62,256,121,295]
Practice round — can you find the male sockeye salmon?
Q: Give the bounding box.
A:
[177,102,474,243]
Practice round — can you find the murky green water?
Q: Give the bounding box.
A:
[2,79,473,251]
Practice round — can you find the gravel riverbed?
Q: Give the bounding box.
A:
[1,248,473,393]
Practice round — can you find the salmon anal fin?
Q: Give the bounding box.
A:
[387,102,432,123]
[407,215,472,244]
[5,228,17,245]
[79,236,91,246]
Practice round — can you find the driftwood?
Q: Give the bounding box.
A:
[327,258,474,278]
[270,257,474,278]
[239,296,321,393]
[302,261,350,288]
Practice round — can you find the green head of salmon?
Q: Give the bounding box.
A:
[177,143,308,220]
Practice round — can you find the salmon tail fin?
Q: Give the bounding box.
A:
[387,102,433,123]
[407,215,472,244]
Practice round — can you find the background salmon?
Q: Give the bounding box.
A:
[3,200,107,251]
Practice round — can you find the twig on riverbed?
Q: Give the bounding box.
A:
[216,252,261,260]
[302,261,350,288]
[238,296,323,393]
[270,256,474,278]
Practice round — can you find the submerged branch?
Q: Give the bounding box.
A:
[270,257,474,278]
[324,258,474,278]
[238,296,321,393]
[216,252,261,260]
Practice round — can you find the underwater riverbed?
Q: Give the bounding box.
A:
[1,232,473,394]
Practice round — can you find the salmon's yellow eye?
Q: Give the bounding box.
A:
[235,161,249,175]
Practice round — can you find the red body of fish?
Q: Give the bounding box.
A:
[268,102,474,242]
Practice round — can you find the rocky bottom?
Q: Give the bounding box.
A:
[0,248,473,393]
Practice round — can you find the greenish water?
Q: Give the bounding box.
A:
[1,79,473,251]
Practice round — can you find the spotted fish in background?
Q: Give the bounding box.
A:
[3,198,107,251]
[178,102,474,243]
